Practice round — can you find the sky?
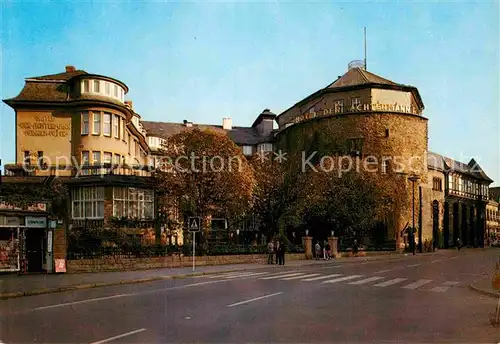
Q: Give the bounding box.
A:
[1,1,499,185]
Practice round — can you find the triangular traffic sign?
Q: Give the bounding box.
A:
[190,218,199,230]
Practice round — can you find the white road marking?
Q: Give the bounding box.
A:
[206,272,250,278]
[374,278,407,287]
[407,264,421,268]
[348,276,385,285]
[302,274,343,281]
[89,328,146,344]
[282,273,320,280]
[322,275,364,284]
[224,272,269,279]
[373,269,391,274]
[402,279,433,290]
[34,294,130,311]
[431,259,442,263]
[260,273,305,280]
[450,256,458,260]
[227,292,283,308]
[430,281,459,292]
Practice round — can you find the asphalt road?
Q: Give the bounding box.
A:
[1,249,499,343]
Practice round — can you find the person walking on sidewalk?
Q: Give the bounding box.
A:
[325,242,331,260]
[315,241,322,260]
[457,237,462,251]
[278,241,286,265]
[267,240,274,264]
[275,240,280,265]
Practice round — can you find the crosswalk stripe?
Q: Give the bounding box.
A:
[282,273,320,281]
[260,273,305,280]
[374,278,407,287]
[402,279,433,289]
[302,274,343,282]
[430,281,459,292]
[322,275,363,284]
[207,272,247,279]
[348,276,385,285]
[224,272,269,279]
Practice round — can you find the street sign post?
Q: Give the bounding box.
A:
[188,217,201,271]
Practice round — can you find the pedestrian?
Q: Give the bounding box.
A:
[315,241,321,260]
[275,240,280,265]
[267,240,274,264]
[278,242,286,265]
[457,237,462,251]
[325,242,331,260]
[352,239,358,257]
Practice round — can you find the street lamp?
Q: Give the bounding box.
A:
[305,229,309,236]
[331,230,334,237]
[236,229,240,245]
[408,175,421,253]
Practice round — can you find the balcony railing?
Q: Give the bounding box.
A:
[4,163,155,178]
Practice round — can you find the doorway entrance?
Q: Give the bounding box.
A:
[24,228,45,272]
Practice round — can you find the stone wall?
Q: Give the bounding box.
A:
[66,253,306,273]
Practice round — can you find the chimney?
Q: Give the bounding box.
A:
[183,120,193,127]
[124,100,133,109]
[222,117,232,130]
[65,65,76,73]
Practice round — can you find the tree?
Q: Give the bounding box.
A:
[154,128,255,248]
[0,178,69,218]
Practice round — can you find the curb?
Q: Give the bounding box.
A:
[468,283,500,298]
[0,267,249,300]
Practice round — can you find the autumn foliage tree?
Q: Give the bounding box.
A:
[154,128,255,247]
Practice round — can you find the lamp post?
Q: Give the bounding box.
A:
[236,229,240,245]
[408,175,421,253]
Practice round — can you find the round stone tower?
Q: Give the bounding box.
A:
[275,62,427,249]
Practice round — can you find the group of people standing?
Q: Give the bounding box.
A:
[314,240,332,260]
[267,240,286,265]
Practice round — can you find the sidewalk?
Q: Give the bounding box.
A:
[469,275,500,298]
[0,250,433,300]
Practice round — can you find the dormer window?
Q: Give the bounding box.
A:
[83,80,90,93]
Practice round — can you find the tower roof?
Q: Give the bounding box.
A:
[326,67,398,89]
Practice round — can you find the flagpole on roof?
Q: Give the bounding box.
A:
[364,27,367,71]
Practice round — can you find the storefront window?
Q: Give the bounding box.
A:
[71,187,105,219]
[113,187,154,220]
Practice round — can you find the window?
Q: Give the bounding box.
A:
[114,154,121,165]
[82,151,89,165]
[350,97,362,111]
[105,82,110,95]
[93,112,101,135]
[113,115,120,138]
[93,80,100,93]
[24,151,30,164]
[37,151,44,166]
[113,85,118,97]
[72,187,104,219]
[242,146,253,156]
[103,152,112,164]
[128,134,131,154]
[433,177,442,191]
[103,113,111,136]
[93,151,101,165]
[83,80,90,93]
[334,100,344,113]
[82,112,89,135]
[113,187,154,220]
[121,119,125,140]
[258,143,273,153]
[347,138,364,157]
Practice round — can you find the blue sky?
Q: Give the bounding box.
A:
[1,1,499,184]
